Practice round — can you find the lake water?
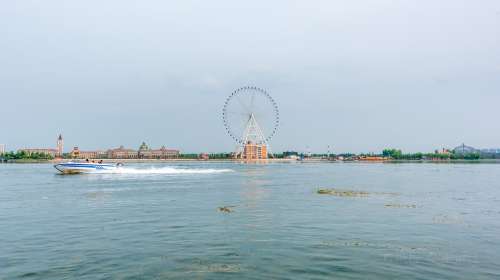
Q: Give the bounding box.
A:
[1,162,499,279]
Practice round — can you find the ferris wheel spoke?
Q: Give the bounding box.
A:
[228,116,251,141]
[235,94,251,114]
[223,87,279,147]
[250,91,256,113]
[252,110,275,125]
[224,110,249,116]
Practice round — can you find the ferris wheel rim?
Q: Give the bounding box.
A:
[222,86,279,144]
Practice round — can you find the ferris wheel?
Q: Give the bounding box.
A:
[222,86,279,146]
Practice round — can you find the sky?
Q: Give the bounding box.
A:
[1,0,499,154]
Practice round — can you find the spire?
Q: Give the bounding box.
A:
[56,134,64,157]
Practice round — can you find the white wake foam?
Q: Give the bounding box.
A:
[92,166,233,175]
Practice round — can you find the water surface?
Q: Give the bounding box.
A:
[1,162,499,279]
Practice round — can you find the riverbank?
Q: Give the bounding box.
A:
[2,158,500,164]
[1,158,297,164]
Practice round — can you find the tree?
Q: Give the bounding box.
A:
[382,149,402,159]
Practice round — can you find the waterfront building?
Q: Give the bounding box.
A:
[18,134,64,158]
[138,142,179,159]
[478,148,500,159]
[107,146,138,159]
[199,153,209,160]
[152,146,179,159]
[0,144,5,155]
[70,147,107,159]
[480,148,500,154]
[138,142,152,158]
[241,141,267,160]
[359,156,387,162]
[435,148,451,155]
[453,144,479,155]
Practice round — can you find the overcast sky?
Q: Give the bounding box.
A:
[1,0,499,153]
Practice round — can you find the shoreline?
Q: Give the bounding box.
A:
[2,158,500,164]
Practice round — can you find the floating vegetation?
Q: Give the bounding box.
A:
[207,263,241,273]
[187,259,242,273]
[187,263,241,273]
[385,203,417,208]
[319,240,426,252]
[316,188,400,197]
[433,214,464,225]
[318,239,476,264]
[317,188,369,197]
[375,191,400,196]
[218,206,236,213]
[85,191,108,200]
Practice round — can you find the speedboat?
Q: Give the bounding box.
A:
[54,162,123,174]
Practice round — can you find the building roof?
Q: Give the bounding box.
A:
[453,144,479,154]
[139,142,150,151]
[108,146,137,153]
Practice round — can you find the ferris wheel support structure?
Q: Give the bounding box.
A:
[222,86,279,158]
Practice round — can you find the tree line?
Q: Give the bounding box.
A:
[382,148,480,160]
[0,151,54,160]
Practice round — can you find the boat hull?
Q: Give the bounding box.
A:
[54,162,119,174]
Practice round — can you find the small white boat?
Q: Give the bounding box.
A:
[54,162,123,174]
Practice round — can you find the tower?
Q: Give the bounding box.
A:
[56,134,63,157]
[238,113,269,160]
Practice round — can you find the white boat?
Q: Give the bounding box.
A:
[54,162,123,174]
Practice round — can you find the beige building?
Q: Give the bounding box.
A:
[107,146,138,159]
[0,144,5,155]
[138,142,179,159]
[18,134,64,158]
[70,142,180,159]
[70,147,107,159]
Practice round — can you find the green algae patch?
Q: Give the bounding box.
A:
[385,203,417,208]
[218,206,235,213]
[187,263,242,273]
[317,188,369,197]
[432,214,464,225]
[207,263,241,273]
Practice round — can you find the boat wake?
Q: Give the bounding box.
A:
[89,166,234,175]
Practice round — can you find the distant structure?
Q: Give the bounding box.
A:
[107,145,138,159]
[0,144,5,155]
[18,134,63,158]
[70,147,107,159]
[70,142,179,159]
[435,148,451,155]
[480,148,500,154]
[222,87,279,160]
[453,144,479,155]
[242,141,268,160]
[452,143,500,159]
[236,113,269,160]
[198,153,209,160]
[137,142,180,159]
[56,134,63,157]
